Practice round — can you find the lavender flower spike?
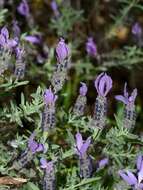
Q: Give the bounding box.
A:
[98,158,109,170]
[17,0,30,17]
[90,73,112,129]
[86,37,97,57]
[115,83,137,129]
[51,38,70,93]
[40,158,56,190]
[73,82,88,116]
[75,132,92,178]
[41,88,57,131]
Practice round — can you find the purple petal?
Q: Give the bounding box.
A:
[104,74,112,96]
[123,83,129,98]
[137,155,143,171]
[24,35,41,44]
[47,161,54,172]
[138,183,143,189]
[80,137,91,156]
[17,0,30,16]
[126,171,137,185]
[75,132,83,151]
[7,39,17,48]
[119,170,136,186]
[79,82,88,96]
[36,144,44,152]
[44,88,56,104]
[94,72,104,94]
[129,88,137,103]
[1,26,9,40]
[138,167,143,183]
[0,34,6,46]
[56,38,70,62]
[98,158,109,169]
[40,158,48,168]
[115,95,128,104]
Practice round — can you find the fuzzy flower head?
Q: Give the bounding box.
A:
[28,132,44,154]
[17,0,30,17]
[56,38,70,63]
[94,73,112,97]
[40,158,54,172]
[79,82,88,96]
[44,88,57,105]
[0,26,17,48]
[75,132,91,158]
[115,83,137,105]
[132,22,142,37]
[86,37,97,57]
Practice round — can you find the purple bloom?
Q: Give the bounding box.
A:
[98,158,109,169]
[0,26,17,48]
[28,132,44,154]
[23,35,41,44]
[40,158,54,172]
[94,73,112,97]
[115,83,137,105]
[132,23,142,37]
[17,0,30,17]
[56,38,70,63]
[75,132,91,158]
[51,0,60,17]
[79,82,88,96]
[86,37,97,57]
[44,88,57,105]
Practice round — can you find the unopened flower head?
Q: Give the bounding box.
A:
[132,22,142,37]
[79,82,88,96]
[94,73,112,97]
[44,88,57,105]
[75,132,91,158]
[86,37,97,57]
[56,38,70,63]
[17,0,30,17]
